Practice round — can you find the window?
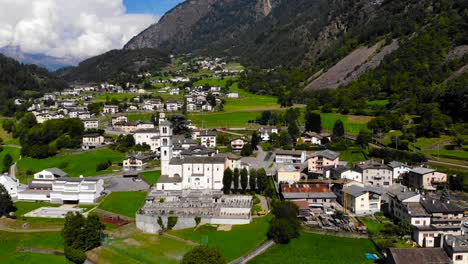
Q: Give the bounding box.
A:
[415,220,420,224]
[361,198,364,201]
[455,255,463,261]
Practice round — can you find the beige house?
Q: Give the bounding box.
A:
[341,183,381,215]
[103,105,119,114]
[407,167,447,190]
[307,149,339,174]
[123,156,146,171]
[277,164,302,184]
[82,134,105,150]
[230,137,248,151]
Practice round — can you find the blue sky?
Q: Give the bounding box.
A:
[124,0,185,15]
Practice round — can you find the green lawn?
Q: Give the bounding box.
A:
[188,111,262,128]
[140,170,161,185]
[125,113,153,122]
[0,231,69,264]
[14,201,61,217]
[93,93,137,102]
[415,135,452,149]
[224,83,280,112]
[17,149,125,182]
[422,149,468,161]
[0,118,19,145]
[90,233,192,264]
[339,148,368,164]
[359,217,387,235]
[0,146,21,172]
[367,99,389,106]
[169,214,272,261]
[98,191,147,218]
[319,113,371,136]
[249,232,379,264]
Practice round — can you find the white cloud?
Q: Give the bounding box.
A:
[0,0,157,62]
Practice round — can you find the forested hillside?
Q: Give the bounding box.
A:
[57,48,170,83]
[0,54,67,116]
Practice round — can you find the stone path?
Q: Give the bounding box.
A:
[229,239,275,264]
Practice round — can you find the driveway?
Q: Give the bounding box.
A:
[105,177,150,192]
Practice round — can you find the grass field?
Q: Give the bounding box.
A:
[224,83,280,112]
[125,113,153,122]
[89,233,192,264]
[339,148,368,164]
[319,112,371,136]
[98,191,147,218]
[0,118,17,144]
[140,170,161,185]
[188,111,262,128]
[415,135,452,149]
[249,232,379,264]
[17,149,125,182]
[169,214,271,261]
[0,231,69,264]
[14,201,61,217]
[422,149,468,161]
[0,146,21,172]
[359,217,387,235]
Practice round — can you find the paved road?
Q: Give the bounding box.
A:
[9,163,17,179]
[428,160,468,170]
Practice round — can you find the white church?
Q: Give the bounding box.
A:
[155,121,226,191]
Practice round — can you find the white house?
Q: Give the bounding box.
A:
[341,183,381,215]
[0,175,19,198]
[325,166,362,182]
[82,134,105,150]
[388,161,410,181]
[34,168,68,180]
[200,130,217,148]
[230,138,248,151]
[103,105,119,114]
[166,101,179,112]
[276,150,307,164]
[133,128,161,152]
[123,156,146,171]
[227,92,239,98]
[258,127,278,141]
[83,119,99,130]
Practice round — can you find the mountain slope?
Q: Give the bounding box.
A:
[58,48,170,83]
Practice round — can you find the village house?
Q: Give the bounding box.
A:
[275,150,307,164]
[276,164,303,184]
[353,160,393,187]
[406,167,447,190]
[300,131,331,145]
[82,119,99,130]
[386,248,451,264]
[200,130,217,148]
[227,92,239,98]
[337,183,382,215]
[386,184,428,226]
[306,149,339,174]
[166,100,179,112]
[388,161,411,181]
[324,165,362,182]
[82,134,105,150]
[123,155,147,171]
[111,115,128,126]
[258,127,278,141]
[230,137,248,152]
[281,183,337,211]
[413,198,464,247]
[103,105,119,114]
[133,128,160,152]
[0,174,19,198]
[34,168,68,180]
[202,104,213,112]
[442,234,468,263]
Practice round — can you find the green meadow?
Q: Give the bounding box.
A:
[98,191,147,218]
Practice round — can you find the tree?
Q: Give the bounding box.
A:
[0,184,16,217]
[397,220,412,237]
[356,128,372,146]
[251,131,260,149]
[249,169,257,192]
[181,246,226,264]
[82,213,104,250]
[305,112,321,133]
[222,168,233,194]
[206,93,217,108]
[240,143,253,156]
[2,153,13,172]
[240,168,248,192]
[440,186,450,203]
[333,120,345,138]
[268,201,300,244]
[287,121,300,143]
[232,168,240,193]
[256,168,267,193]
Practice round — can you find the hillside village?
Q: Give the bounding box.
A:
[0,53,467,264]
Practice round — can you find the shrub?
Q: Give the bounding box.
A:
[65,246,86,264]
[157,216,165,230]
[195,216,201,226]
[167,216,178,230]
[96,161,110,172]
[181,246,226,264]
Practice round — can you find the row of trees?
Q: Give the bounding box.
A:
[222,168,268,194]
